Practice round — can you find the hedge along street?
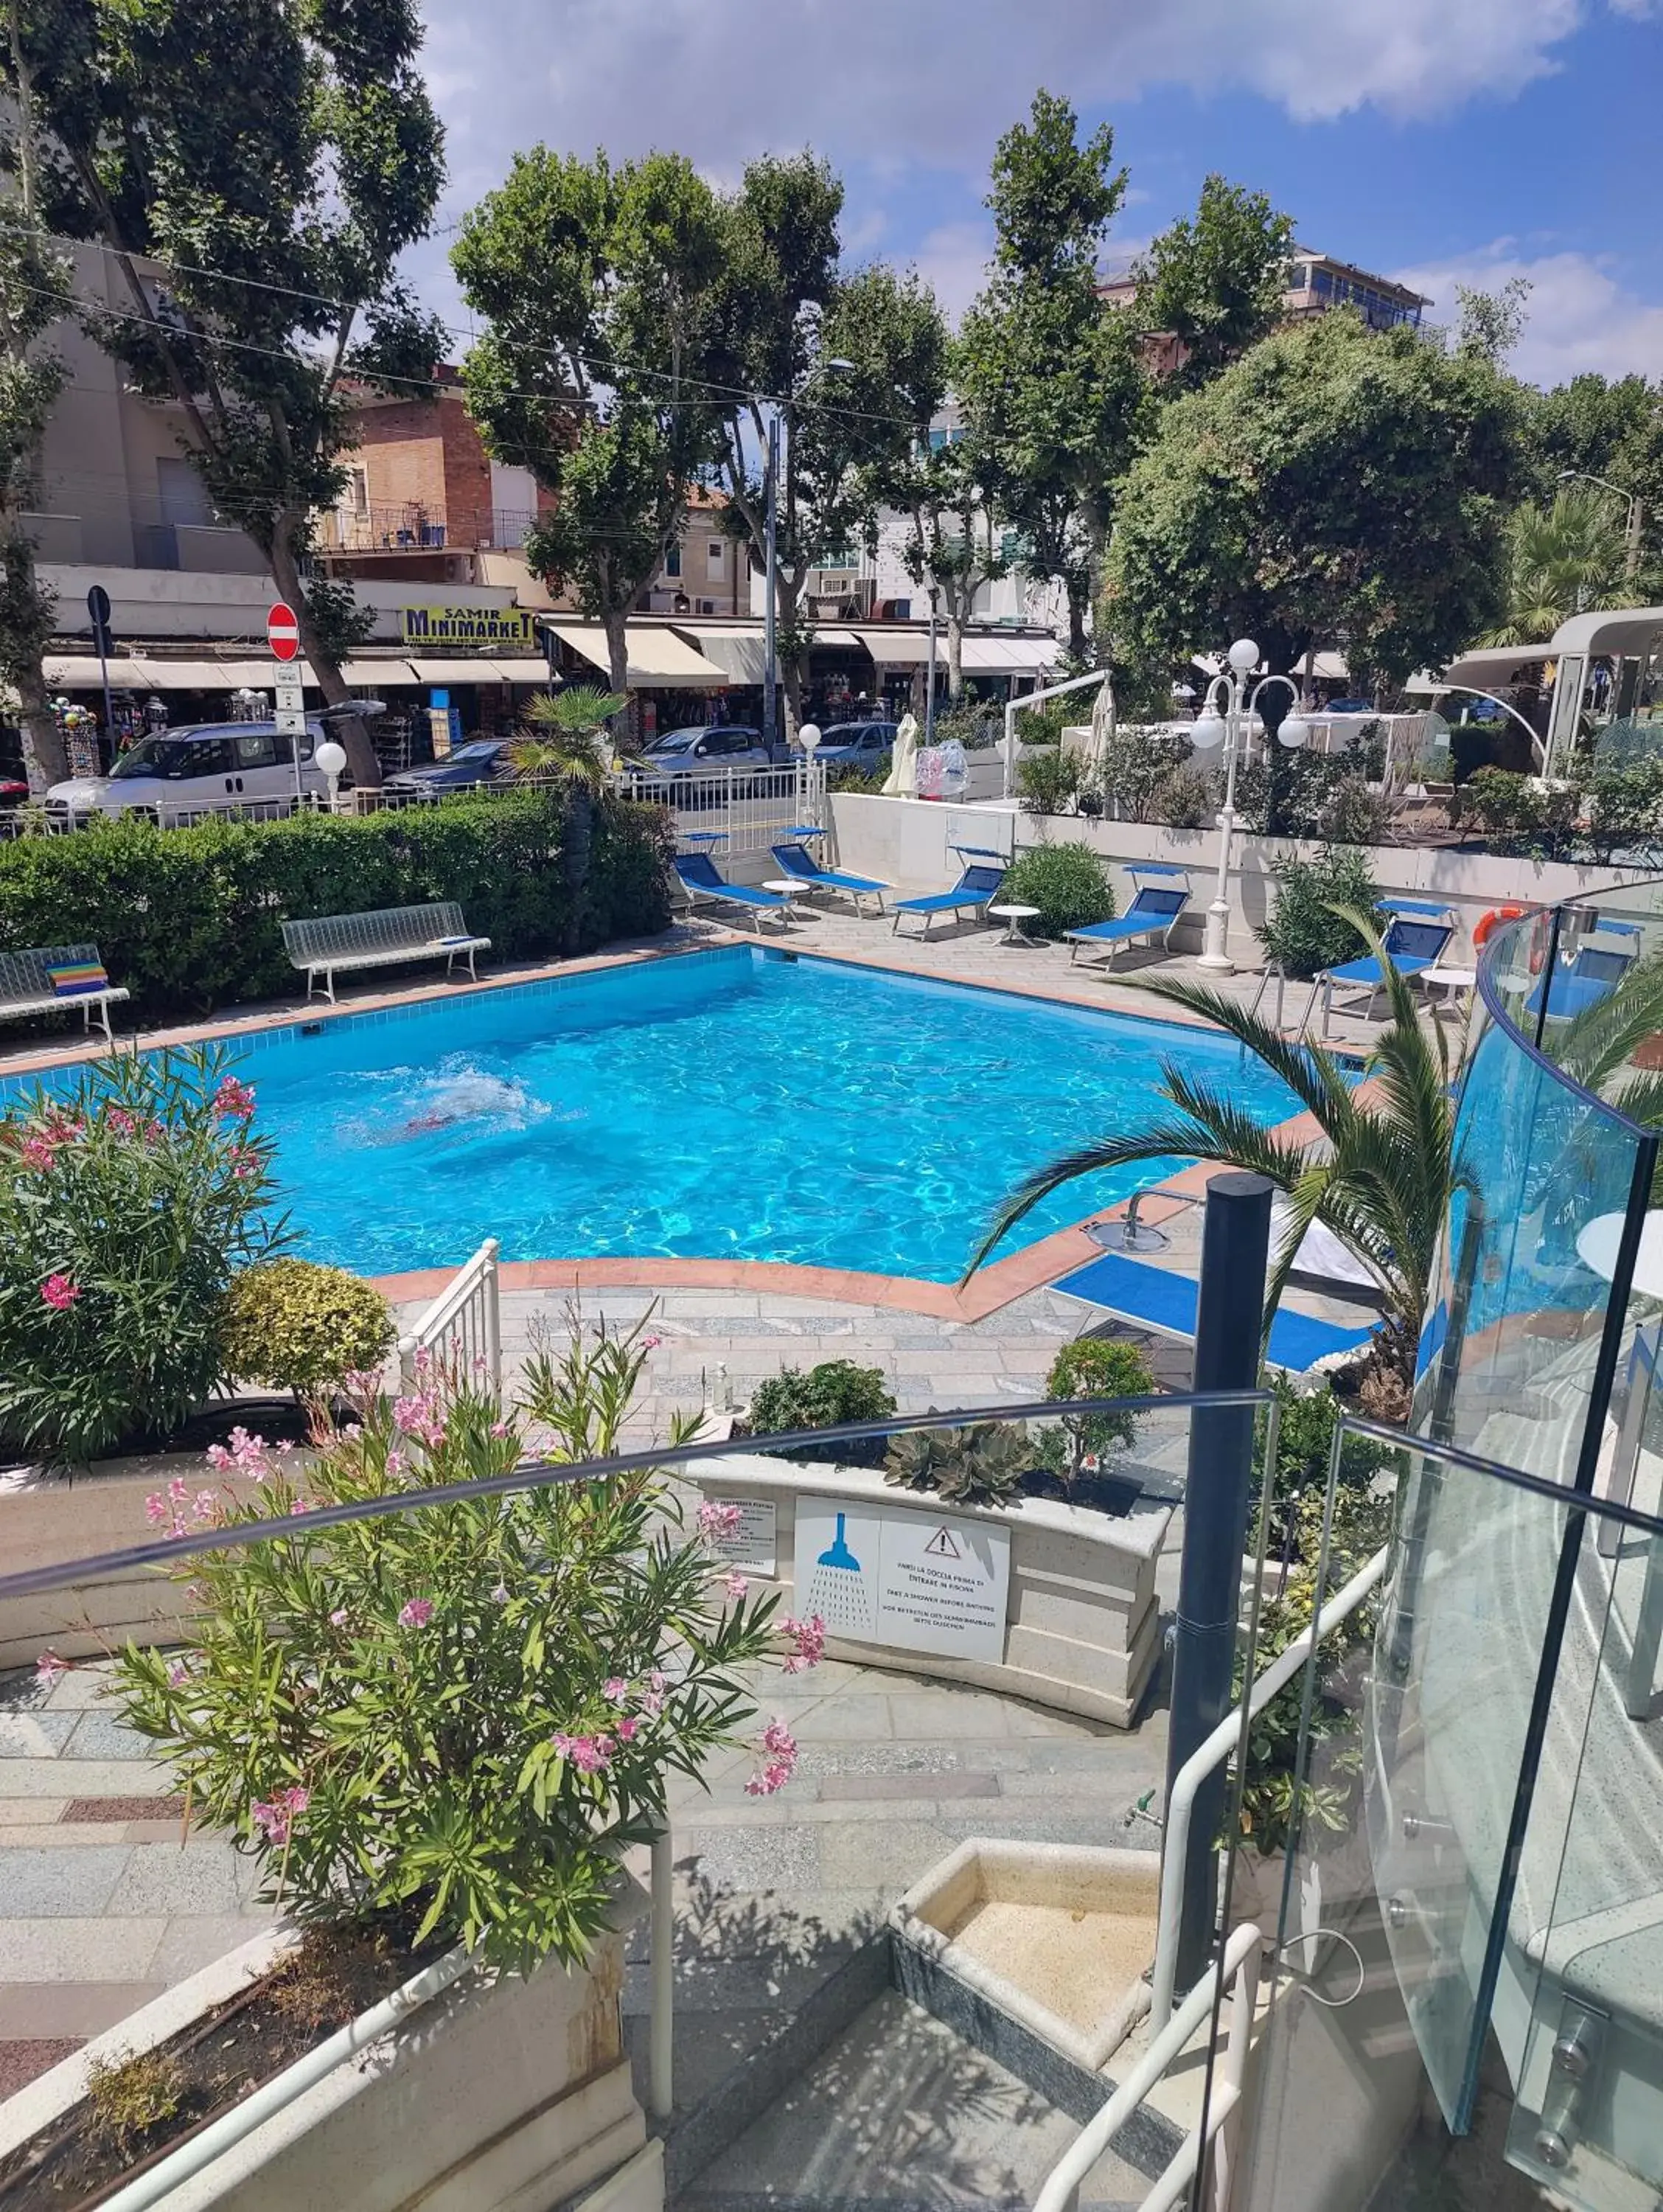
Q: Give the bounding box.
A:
[0,793,674,1023]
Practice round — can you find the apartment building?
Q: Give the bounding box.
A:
[634,488,746,618]
[1099,246,1432,371]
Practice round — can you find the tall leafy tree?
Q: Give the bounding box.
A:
[1106,311,1521,693]
[453,149,728,705]
[27,0,445,787]
[1523,369,1663,575]
[707,157,947,736]
[957,92,1146,658]
[894,420,1005,700]
[1129,175,1295,393]
[0,11,71,790]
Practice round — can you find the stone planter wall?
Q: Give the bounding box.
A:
[0,1459,265,1670]
[688,1453,1171,1727]
[0,1882,655,2212]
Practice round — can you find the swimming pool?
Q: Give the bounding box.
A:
[156,946,1299,1284]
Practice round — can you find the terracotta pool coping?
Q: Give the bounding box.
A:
[3,924,1339,1322]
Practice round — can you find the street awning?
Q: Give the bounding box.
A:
[344,657,422,686]
[959,635,1063,674]
[544,621,726,688]
[1310,651,1349,682]
[493,658,557,684]
[406,658,512,686]
[681,626,770,685]
[852,628,934,666]
[44,655,159,689]
[142,658,311,689]
[812,628,863,650]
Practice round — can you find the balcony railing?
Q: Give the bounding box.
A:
[317,504,538,554]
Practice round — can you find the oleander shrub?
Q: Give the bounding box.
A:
[1256,846,1381,978]
[112,1312,812,1971]
[0,788,674,1020]
[220,1258,396,1398]
[1015,748,1080,816]
[997,842,1116,939]
[0,1048,286,1460]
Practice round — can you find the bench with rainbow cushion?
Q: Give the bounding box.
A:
[1066,864,1192,970]
[0,943,129,1043]
[1053,1247,1380,1373]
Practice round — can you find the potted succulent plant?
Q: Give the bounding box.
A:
[1,1312,818,2211]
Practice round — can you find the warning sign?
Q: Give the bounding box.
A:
[793,1497,1009,1663]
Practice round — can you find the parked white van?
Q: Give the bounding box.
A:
[46,720,332,827]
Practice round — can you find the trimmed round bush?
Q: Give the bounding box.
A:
[1047,1335,1157,1458]
[997,843,1115,939]
[220,1258,395,1396]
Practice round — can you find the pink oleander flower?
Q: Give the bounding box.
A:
[250,1784,310,1845]
[341,1367,381,1397]
[761,1717,797,1759]
[616,1716,640,1742]
[746,1722,799,1798]
[107,1107,137,1138]
[214,1074,257,1122]
[20,1135,57,1172]
[330,1607,349,1627]
[35,1650,66,1686]
[603,1677,629,1702]
[780,1614,826,1674]
[490,1582,510,1604]
[398,1598,434,1630]
[167,1660,189,1687]
[384,1450,405,1480]
[697,1500,743,1540]
[551,1731,613,1775]
[392,1391,446,1450]
[640,1332,663,1352]
[723,1572,750,1601]
[40,1273,80,1312]
[745,1759,796,1798]
[41,1109,84,1142]
[489,1420,512,1440]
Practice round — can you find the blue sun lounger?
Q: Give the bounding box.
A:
[769,831,890,916]
[1308,908,1455,1037]
[1067,864,1192,970]
[1524,919,1639,1021]
[673,850,791,931]
[891,848,1008,938]
[1053,1249,1380,1373]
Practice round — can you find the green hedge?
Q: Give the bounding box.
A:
[0,790,674,1019]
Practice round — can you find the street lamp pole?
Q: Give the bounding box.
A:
[763,412,780,758]
[1190,641,1307,974]
[1557,468,1644,583]
[925,585,940,748]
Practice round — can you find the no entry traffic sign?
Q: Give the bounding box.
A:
[267,601,301,662]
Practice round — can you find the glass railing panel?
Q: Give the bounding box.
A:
[1415,995,1650,1490]
[1227,1420,1663,2212]
[0,1386,1271,2209]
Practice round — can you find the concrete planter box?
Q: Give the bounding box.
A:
[0,1882,656,2212]
[688,1453,1171,1727]
[0,1458,267,1671]
[891,1838,1160,2072]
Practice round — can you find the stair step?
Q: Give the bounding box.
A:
[676,1990,1150,2212]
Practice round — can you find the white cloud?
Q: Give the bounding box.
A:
[419,0,1610,194]
[908,221,997,319]
[1395,246,1663,385]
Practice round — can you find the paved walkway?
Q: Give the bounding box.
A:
[0,1646,1168,2108]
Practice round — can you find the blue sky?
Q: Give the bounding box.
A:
[413,0,1663,387]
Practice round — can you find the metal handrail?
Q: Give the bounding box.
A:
[1148,1545,1390,2032]
[1034,1920,1262,2212]
[397,1235,501,1393]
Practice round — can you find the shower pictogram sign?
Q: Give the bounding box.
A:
[793,1496,1009,1662]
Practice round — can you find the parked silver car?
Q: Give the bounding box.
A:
[46,720,330,826]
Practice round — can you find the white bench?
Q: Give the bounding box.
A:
[0,944,129,1043]
[281,902,491,1004]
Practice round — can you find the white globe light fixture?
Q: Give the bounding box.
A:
[1227,637,1259,675]
[314,737,348,813]
[1190,706,1227,751]
[1277,712,1311,750]
[798,723,822,752]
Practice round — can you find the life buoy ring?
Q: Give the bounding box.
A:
[1472,903,1527,948]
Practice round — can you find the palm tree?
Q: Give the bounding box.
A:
[1479,486,1654,648]
[968,911,1458,1400]
[509,686,627,956]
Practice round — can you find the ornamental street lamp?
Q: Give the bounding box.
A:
[1189,641,1309,973]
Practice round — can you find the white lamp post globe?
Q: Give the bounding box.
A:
[314,739,347,779]
[1190,707,1227,751]
[1227,638,1258,675]
[798,723,823,752]
[1277,712,1311,750]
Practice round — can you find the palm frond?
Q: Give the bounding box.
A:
[1105,973,1356,1133]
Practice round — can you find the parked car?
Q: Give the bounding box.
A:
[0,769,28,810]
[811,720,897,767]
[624,725,781,805]
[46,720,330,827]
[383,739,513,799]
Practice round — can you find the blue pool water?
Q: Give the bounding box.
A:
[204,947,1302,1281]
